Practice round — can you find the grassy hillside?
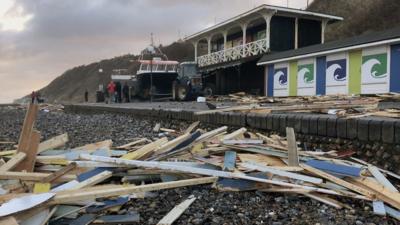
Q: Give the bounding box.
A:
[308,0,400,41]
[38,42,194,103]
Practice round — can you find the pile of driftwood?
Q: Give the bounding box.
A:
[1,104,400,224]
[201,93,400,118]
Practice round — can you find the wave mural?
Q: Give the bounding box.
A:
[327,59,347,82]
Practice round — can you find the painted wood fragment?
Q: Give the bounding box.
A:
[157,196,196,225]
[372,201,386,216]
[368,165,398,192]
[286,127,299,167]
[0,152,26,172]
[306,159,362,177]
[0,193,55,217]
[223,151,236,172]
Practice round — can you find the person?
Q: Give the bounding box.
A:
[31,91,36,104]
[107,81,116,103]
[84,89,89,102]
[115,81,122,103]
[122,82,130,103]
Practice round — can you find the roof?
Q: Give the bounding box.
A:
[184,4,343,42]
[258,27,400,65]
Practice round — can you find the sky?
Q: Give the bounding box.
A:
[0,0,311,103]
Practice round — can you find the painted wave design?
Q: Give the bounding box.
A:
[298,67,314,84]
[327,63,346,81]
[362,58,387,79]
[275,71,287,86]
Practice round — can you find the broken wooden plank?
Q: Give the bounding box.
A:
[92,213,140,224]
[0,152,26,172]
[116,138,149,150]
[0,171,76,182]
[223,151,236,172]
[51,177,217,205]
[33,162,78,193]
[15,103,38,158]
[222,128,246,141]
[368,165,398,192]
[241,162,322,184]
[153,123,161,132]
[184,121,200,134]
[14,130,41,172]
[157,196,196,225]
[286,127,299,167]
[74,140,113,152]
[154,134,191,155]
[37,133,69,154]
[301,164,375,198]
[222,139,263,145]
[69,214,96,225]
[0,217,18,225]
[306,160,362,177]
[195,126,227,142]
[303,193,345,209]
[372,201,386,216]
[121,137,168,160]
[69,171,113,190]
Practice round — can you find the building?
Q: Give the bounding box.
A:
[258,27,400,97]
[184,4,342,95]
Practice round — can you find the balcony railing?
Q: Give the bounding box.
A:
[198,38,269,67]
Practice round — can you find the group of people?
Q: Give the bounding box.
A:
[106,81,130,103]
[30,91,42,104]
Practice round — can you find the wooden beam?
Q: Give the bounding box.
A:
[121,138,168,160]
[241,162,322,184]
[116,138,149,150]
[154,134,191,155]
[301,164,375,198]
[368,165,398,193]
[41,162,77,183]
[16,104,38,155]
[37,133,69,154]
[157,196,196,225]
[0,152,26,172]
[50,177,217,205]
[222,128,246,141]
[69,171,112,190]
[185,121,200,134]
[14,130,40,172]
[286,127,299,167]
[0,171,76,182]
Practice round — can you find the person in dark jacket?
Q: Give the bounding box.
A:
[115,81,122,103]
[31,91,36,104]
[84,89,89,102]
[122,82,130,103]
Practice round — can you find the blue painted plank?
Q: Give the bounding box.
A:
[306,159,361,177]
[77,168,113,182]
[172,131,201,151]
[223,151,236,171]
[267,65,275,97]
[86,197,129,213]
[316,56,326,95]
[390,44,400,93]
[216,172,269,191]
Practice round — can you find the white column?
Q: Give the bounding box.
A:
[193,41,198,62]
[295,17,299,49]
[207,37,212,55]
[223,31,228,61]
[321,20,328,44]
[264,15,272,51]
[241,23,248,57]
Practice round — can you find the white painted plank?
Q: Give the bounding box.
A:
[372,201,386,216]
[368,165,398,193]
[157,196,196,225]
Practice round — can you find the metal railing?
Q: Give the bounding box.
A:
[198,38,269,67]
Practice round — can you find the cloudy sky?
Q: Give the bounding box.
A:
[0,0,311,103]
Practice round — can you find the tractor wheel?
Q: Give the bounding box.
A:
[203,84,216,97]
[177,85,189,101]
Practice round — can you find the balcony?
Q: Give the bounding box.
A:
[197,38,269,68]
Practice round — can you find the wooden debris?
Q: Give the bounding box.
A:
[286,127,299,167]
[121,137,168,160]
[38,133,69,154]
[157,196,196,225]
[14,130,41,172]
[0,152,26,172]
